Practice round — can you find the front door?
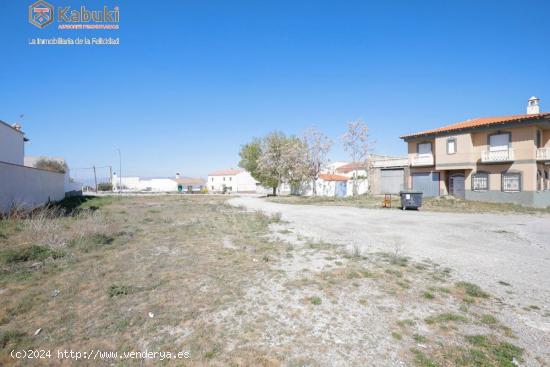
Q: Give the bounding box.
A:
[335,181,347,197]
[450,174,465,199]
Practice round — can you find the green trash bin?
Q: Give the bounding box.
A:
[399,190,423,210]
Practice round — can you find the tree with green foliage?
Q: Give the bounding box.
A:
[239,132,308,195]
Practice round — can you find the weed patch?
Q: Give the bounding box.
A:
[0,245,64,264]
[425,313,468,325]
[455,282,490,298]
[0,330,27,350]
[107,285,137,298]
[309,296,322,305]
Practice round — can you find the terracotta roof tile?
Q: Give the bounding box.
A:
[173,177,205,185]
[401,113,550,139]
[319,173,349,181]
[335,162,368,174]
[208,169,243,176]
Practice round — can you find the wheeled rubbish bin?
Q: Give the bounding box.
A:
[399,190,423,210]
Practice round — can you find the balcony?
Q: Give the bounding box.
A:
[537,147,550,161]
[481,148,514,163]
[410,153,434,167]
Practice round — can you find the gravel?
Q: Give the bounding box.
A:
[229,195,550,364]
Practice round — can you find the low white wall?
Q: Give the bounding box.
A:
[0,161,65,213]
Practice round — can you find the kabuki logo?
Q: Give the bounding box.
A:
[29,0,54,29]
[28,1,120,29]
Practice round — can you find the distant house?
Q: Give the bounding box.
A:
[174,175,206,193]
[292,163,368,197]
[0,120,75,213]
[207,169,259,193]
[400,97,550,207]
[299,173,349,197]
[113,173,205,193]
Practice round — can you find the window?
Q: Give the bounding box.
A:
[489,133,510,151]
[211,186,214,190]
[537,170,543,191]
[447,138,457,155]
[223,177,225,181]
[229,177,232,181]
[501,172,521,192]
[536,130,542,148]
[417,142,432,154]
[472,172,489,191]
[211,177,214,182]
[546,170,550,191]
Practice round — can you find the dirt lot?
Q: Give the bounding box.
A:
[231,196,550,365]
[1,195,548,366]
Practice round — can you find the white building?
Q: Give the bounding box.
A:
[112,173,205,193]
[295,173,349,197]
[207,169,259,193]
[0,121,70,212]
[292,162,369,197]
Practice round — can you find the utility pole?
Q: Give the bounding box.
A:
[117,149,122,193]
[93,165,98,193]
[109,166,113,191]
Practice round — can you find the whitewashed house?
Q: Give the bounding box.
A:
[295,173,349,196]
[207,169,259,193]
[0,121,71,212]
[333,162,369,196]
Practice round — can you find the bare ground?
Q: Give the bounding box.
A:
[229,195,550,366]
[0,195,547,366]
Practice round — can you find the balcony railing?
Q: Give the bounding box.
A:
[481,148,514,163]
[537,147,550,161]
[410,153,434,166]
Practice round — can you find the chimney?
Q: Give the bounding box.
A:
[175,173,180,179]
[11,123,21,131]
[527,96,541,115]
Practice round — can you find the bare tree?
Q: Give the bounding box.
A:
[342,119,372,196]
[303,127,332,196]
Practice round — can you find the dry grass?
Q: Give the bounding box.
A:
[0,195,533,366]
[267,194,550,214]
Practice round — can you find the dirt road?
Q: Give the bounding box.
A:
[229,196,550,354]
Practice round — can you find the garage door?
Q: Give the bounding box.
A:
[380,169,404,194]
[412,172,440,197]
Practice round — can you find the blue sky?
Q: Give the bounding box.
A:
[1,0,549,181]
